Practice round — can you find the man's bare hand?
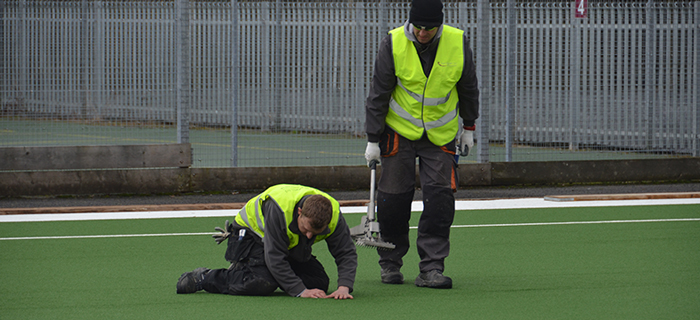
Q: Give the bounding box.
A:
[299,288,327,298]
[326,286,353,300]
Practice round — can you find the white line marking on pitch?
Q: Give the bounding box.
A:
[2,218,698,241]
[451,218,700,228]
[1,198,699,223]
[0,232,212,241]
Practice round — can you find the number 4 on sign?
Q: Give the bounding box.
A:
[575,0,588,18]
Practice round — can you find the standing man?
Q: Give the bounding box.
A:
[177,184,357,299]
[364,0,479,289]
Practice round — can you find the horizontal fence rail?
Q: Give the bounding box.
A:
[1,0,698,168]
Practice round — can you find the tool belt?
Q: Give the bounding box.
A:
[225,226,266,267]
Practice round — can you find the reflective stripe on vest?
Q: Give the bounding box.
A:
[387,25,464,146]
[234,184,340,250]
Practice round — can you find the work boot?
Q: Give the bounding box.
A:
[380,267,404,284]
[176,268,211,294]
[414,269,452,289]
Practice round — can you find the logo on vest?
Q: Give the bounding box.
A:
[437,61,457,67]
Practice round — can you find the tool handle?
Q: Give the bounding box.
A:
[369,159,378,170]
[368,159,377,221]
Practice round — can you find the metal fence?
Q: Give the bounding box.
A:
[1,0,699,168]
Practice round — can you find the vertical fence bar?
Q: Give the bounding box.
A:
[504,0,515,161]
[230,0,239,166]
[476,0,490,163]
[175,0,190,144]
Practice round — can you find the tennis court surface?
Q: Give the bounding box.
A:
[1,197,699,319]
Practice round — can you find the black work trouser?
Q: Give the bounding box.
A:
[200,227,329,296]
[376,130,457,273]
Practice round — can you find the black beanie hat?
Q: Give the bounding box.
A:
[409,0,444,28]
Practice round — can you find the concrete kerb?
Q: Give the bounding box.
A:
[1,158,699,197]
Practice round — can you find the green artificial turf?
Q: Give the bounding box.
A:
[1,204,699,319]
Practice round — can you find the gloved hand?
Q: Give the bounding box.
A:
[364,142,380,167]
[212,220,233,245]
[458,125,475,157]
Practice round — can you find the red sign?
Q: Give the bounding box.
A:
[575,0,587,18]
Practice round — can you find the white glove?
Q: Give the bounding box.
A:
[364,142,380,167]
[458,128,474,157]
[212,220,232,245]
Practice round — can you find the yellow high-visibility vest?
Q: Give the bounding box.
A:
[235,184,340,249]
[387,25,464,146]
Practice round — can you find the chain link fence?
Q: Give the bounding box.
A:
[2,0,698,168]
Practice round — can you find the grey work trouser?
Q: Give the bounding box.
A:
[376,129,458,273]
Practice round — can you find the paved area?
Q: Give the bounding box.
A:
[2,182,699,211]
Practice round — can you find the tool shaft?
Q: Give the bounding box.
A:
[368,160,377,221]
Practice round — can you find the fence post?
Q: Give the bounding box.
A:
[644,0,655,150]
[0,1,4,107]
[260,1,271,131]
[175,0,191,144]
[354,2,366,136]
[505,0,515,162]
[476,0,490,163]
[569,0,582,151]
[273,0,282,131]
[80,0,88,118]
[694,1,699,157]
[379,0,387,36]
[19,0,27,111]
[230,0,239,166]
[94,0,105,121]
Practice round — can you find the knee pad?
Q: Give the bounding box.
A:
[419,186,455,234]
[241,276,278,296]
[376,190,414,237]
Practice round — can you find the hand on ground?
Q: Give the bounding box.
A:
[299,288,327,298]
[326,286,353,300]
